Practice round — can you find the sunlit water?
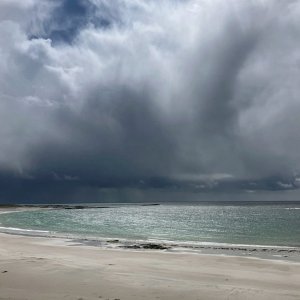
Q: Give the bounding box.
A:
[0,203,299,247]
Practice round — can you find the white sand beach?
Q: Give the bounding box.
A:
[0,232,300,300]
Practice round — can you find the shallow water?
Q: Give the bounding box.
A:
[0,203,300,247]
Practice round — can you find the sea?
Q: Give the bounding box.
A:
[0,201,300,249]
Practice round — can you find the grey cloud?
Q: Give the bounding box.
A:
[0,0,300,202]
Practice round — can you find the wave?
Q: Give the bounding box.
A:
[0,226,50,234]
[0,210,24,215]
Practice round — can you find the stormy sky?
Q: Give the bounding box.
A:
[1,0,300,202]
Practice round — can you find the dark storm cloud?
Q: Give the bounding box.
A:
[28,0,114,44]
[28,85,175,181]
[41,0,93,44]
[1,0,300,202]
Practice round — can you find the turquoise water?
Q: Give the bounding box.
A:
[0,203,300,247]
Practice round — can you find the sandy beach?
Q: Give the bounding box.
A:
[0,232,299,300]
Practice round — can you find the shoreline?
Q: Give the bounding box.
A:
[0,232,300,300]
[1,227,300,263]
